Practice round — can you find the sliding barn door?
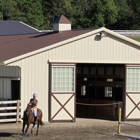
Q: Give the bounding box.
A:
[49,63,76,122]
[125,66,140,120]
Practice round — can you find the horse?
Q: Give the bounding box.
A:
[22,103,43,136]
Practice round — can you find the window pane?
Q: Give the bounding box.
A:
[77,67,81,74]
[83,67,89,74]
[98,67,104,74]
[91,67,96,74]
[126,67,140,92]
[105,87,112,97]
[106,67,113,75]
[52,66,75,92]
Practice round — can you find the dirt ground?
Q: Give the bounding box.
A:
[0,118,140,140]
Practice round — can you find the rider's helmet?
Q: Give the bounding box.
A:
[33,93,37,98]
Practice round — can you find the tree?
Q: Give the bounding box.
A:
[127,0,140,29]
[0,0,44,29]
[41,0,72,29]
[70,0,118,29]
[110,0,129,29]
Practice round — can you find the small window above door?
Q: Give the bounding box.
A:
[105,87,112,97]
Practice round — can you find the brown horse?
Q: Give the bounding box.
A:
[22,103,43,136]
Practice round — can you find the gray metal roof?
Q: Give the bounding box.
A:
[0,21,41,36]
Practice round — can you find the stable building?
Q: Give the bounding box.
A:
[0,15,140,122]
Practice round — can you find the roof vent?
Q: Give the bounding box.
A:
[53,15,71,32]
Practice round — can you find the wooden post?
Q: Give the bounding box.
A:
[117,107,122,134]
[16,100,20,122]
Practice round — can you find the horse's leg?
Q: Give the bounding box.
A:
[31,123,36,134]
[22,122,26,135]
[36,120,40,135]
[24,123,30,136]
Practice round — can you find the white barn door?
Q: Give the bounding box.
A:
[49,63,76,122]
[125,66,140,120]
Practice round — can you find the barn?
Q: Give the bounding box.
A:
[0,15,140,122]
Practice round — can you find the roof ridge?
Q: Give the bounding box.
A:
[20,21,41,32]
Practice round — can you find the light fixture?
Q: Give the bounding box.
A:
[100,31,107,37]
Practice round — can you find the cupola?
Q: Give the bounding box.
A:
[53,15,71,32]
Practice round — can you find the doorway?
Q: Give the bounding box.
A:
[11,80,20,100]
[76,63,124,120]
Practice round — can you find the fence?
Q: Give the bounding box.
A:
[113,30,140,36]
[0,100,21,123]
[116,108,140,139]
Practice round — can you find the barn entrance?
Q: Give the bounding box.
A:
[76,64,124,120]
[11,80,20,100]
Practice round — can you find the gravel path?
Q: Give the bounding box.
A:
[0,118,140,140]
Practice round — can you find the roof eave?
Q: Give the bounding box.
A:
[102,27,140,46]
[4,27,140,65]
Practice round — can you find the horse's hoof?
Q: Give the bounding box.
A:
[23,132,26,136]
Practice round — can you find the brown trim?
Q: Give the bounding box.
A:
[124,118,140,121]
[49,62,76,123]
[74,63,77,122]
[0,77,20,79]
[125,64,140,121]
[51,93,74,120]
[125,64,140,66]
[125,93,140,119]
[50,92,75,94]
[123,64,127,121]
[49,62,52,122]
[51,62,76,65]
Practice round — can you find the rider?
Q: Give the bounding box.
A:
[29,93,38,123]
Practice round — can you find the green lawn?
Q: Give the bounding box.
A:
[129,36,140,42]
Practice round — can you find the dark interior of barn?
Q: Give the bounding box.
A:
[76,63,124,120]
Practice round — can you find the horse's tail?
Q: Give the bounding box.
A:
[40,120,45,127]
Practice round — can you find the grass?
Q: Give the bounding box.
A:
[128,36,140,42]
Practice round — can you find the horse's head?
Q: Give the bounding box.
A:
[25,103,32,116]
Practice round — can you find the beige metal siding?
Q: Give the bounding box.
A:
[48,34,140,63]
[53,23,71,31]
[0,66,21,100]
[0,65,20,77]
[7,33,140,122]
[0,79,11,99]
[9,52,49,122]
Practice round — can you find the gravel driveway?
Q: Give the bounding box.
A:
[0,118,140,140]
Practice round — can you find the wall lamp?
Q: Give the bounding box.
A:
[100,31,107,38]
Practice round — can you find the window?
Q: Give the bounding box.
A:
[115,67,123,75]
[106,67,113,75]
[126,67,140,92]
[83,67,89,74]
[91,67,96,74]
[77,67,81,74]
[52,66,75,92]
[105,87,112,97]
[98,67,104,74]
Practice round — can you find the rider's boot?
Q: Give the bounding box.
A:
[34,116,38,124]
